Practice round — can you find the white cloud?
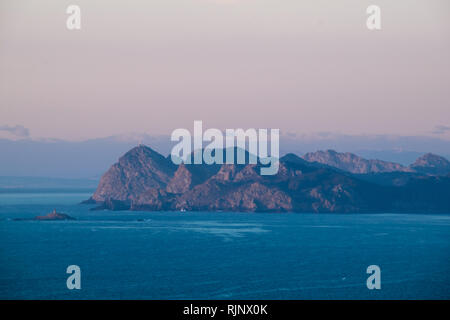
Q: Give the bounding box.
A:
[432,125,450,135]
[0,125,30,138]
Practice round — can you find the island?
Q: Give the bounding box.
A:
[14,209,76,221]
[82,145,450,213]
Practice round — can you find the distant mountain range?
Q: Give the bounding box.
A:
[84,146,450,213]
[2,134,450,178]
[302,150,411,174]
[302,149,450,175]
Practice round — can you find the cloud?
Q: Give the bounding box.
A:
[432,125,450,135]
[0,125,30,137]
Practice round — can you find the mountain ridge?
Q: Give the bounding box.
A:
[85,145,450,213]
[302,149,450,176]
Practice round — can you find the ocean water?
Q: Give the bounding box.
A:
[0,191,449,300]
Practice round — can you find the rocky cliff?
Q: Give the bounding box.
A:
[85,145,450,213]
[91,146,176,203]
[409,153,450,175]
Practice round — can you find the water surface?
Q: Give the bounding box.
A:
[1,191,449,299]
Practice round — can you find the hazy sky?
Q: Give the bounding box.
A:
[1,0,449,140]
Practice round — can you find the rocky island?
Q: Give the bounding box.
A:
[14,209,76,221]
[35,209,75,221]
[83,145,450,213]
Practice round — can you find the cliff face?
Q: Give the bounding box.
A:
[92,146,176,202]
[87,146,450,213]
[409,153,450,175]
[302,150,410,174]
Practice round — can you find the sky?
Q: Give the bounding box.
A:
[1,0,449,141]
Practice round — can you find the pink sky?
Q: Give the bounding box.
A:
[1,0,449,140]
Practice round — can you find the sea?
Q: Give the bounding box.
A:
[0,189,449,299]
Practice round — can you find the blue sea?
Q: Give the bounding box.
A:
[0,190,449,299]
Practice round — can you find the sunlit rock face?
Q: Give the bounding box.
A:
[86,146,450,213]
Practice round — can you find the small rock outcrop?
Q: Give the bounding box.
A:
[35,209,76,220]
[14,209,76,221]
